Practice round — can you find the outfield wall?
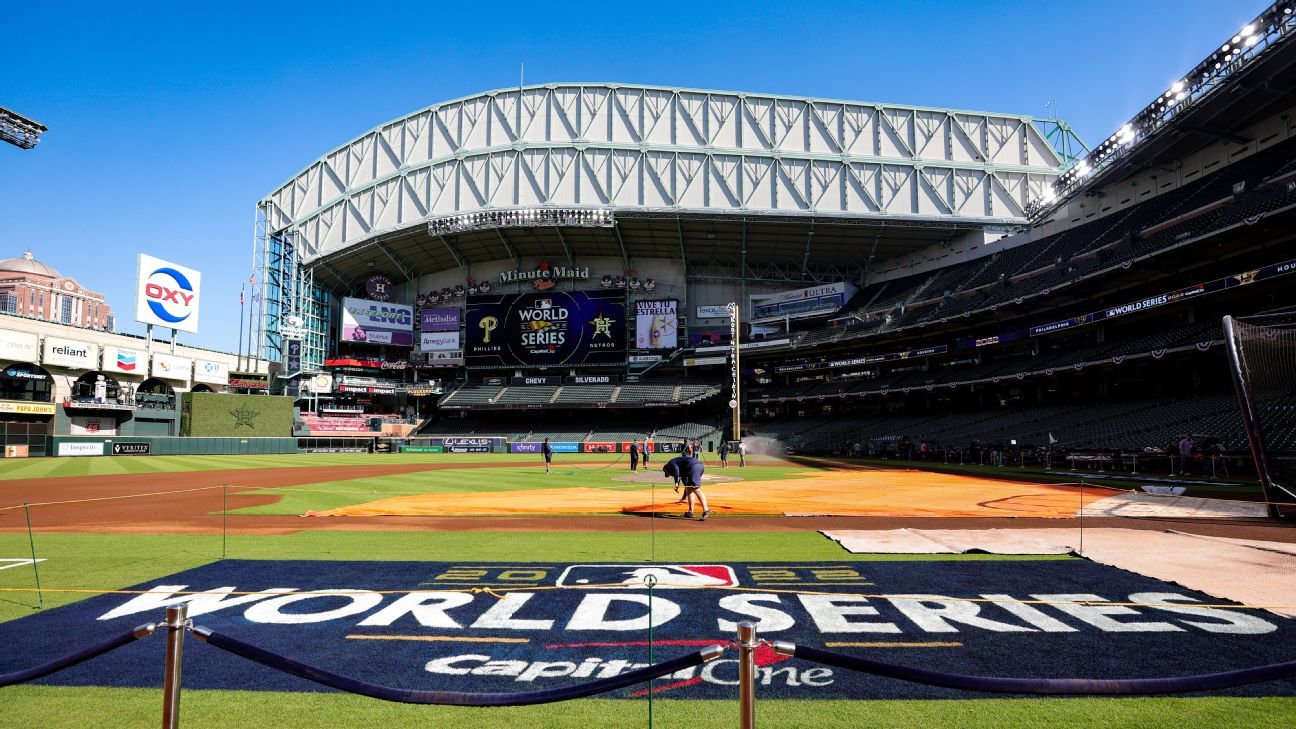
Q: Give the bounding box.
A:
[180,393,294,437]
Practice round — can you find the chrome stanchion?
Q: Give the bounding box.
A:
[161,604,189,729]
[737,622,757,729]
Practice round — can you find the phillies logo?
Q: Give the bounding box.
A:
[143,267,196,324]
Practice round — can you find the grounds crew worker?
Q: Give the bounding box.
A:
[718,439,729,468]
[629,440,640,472]
[542,437,553,475]
[664,446,711,520]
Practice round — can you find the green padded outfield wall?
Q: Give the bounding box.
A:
[180,393,295,437]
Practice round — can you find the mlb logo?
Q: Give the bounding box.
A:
[556,564,739,589]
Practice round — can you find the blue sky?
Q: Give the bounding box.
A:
[0,0,1265,352]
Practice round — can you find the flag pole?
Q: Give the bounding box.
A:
[237,283,246,371]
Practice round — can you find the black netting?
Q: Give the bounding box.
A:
[1224,313,1296,514]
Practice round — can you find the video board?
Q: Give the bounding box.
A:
[466,290,626,367]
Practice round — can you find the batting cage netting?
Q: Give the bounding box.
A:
[1223,313,1296,518]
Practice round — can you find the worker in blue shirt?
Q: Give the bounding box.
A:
[663,445,711,520]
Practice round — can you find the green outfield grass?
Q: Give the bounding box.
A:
[4,688,1292,729]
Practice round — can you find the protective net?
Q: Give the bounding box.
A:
[1223,313,1296,516]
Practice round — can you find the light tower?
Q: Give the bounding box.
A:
[0,106,47,150]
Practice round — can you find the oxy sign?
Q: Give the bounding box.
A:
[136,254,202,334]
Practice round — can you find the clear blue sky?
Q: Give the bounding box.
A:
[0,0,1265,352]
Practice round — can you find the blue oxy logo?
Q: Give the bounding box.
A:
[144,267,196,324]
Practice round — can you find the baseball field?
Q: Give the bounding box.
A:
[1,452,1293,728]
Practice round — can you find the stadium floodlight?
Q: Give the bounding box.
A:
[0,106,47,150]
[1024,0,1296,221]
[427,207,616,236]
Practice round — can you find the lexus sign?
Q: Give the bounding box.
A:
[135,254,202,334]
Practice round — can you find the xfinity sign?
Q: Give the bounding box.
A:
[136,254,202,334]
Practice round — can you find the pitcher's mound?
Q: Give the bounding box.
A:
[614,472,744,484]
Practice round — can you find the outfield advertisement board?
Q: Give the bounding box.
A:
[510,441,578,453]
[7,559,1292,699]
[341,297,414,347]
[151,353,192,381]
[194,359,230,386]
[101,346,146,376]
[467,290,626,367]
[42,337,98,370]
[111,442,151,455]
[57,442,104,457]
[0,329,39,362]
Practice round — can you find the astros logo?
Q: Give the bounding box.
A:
[144,267,196,324]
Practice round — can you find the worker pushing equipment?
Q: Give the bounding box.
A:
[664,445,711,520]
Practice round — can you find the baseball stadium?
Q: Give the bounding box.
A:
[3,3,1296,728]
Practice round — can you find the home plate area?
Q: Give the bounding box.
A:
[3,560,1293,700]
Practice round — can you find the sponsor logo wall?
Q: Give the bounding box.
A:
[151,353,192,382]
[102,346,146,376]
[42,337,97,370]
[340,297,414,347]
[0,329,39,362]
[6,560,1290,699]
[467,290,626,368]
[635,300,678,350]
[135,254,202,334]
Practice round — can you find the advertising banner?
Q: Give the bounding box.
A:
[420,308,461,332]
[42,337,98,370]
[400,445,443,453]
[228,372,269,389]
[582,442,616,453]
[102,346,146,376]
[58,442,105,457]
[695,305,732,320]
[69,416,117,436]
[634,300,678,349]
[341,297,414,347]
[0,329,39,362]
[512,376,561,386]
[111,443,151,456]
[684,356,728,367]
[0,400,55,415]
[193,360,229,386]
[135,253,202,334]
[466,290,625,367]
[419,332,461,351]
[150,353,192,381]
[509,442,542,453]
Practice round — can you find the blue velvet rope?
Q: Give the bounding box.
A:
[196,628,719,706]
[0,626,153,688]
[787,644,1296,695]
